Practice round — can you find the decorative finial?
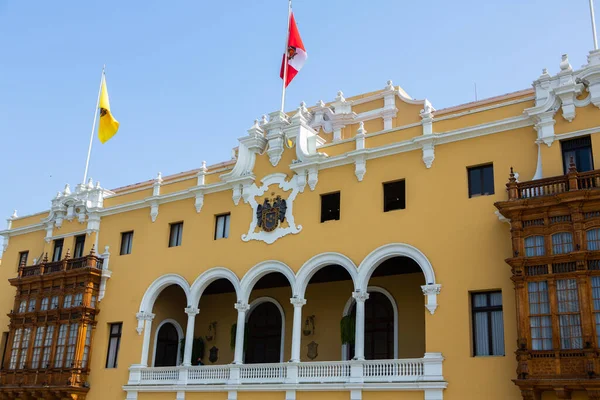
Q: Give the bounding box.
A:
[336,91,345,102]
[64,249,71,260]
[11,210,17,219]
[260,114,269,125]
[56,191,62,199]
[89,244,96,256]
[316,100,325,107]
[87,178,94,189]
[201,160,207,170]
[156,172,162,181]
[63,184,71,196]
[95,181,101,189]
[386,80,394,90]
[357,121,366,135]
[251,119,260,129]
[560,54,573,72]
[43,253,48,263]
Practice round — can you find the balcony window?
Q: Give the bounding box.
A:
[556,279,583,349]
[9,328,22,369]
[524,236,545,257]
[64,295,72,309]
[28,299,36,312]
[54,324,68,368]
[41,325,54,368]
[18,300,27,313]
[18,251,28,267]
[106,323,122,368]
[528,281,552,350]
[587,228,600,251]
[82,324,92,368]
[383,180,406,212]
[65,323,79,367]
[215,214,230,240]
[74,293,83,307]
[31,327,45,369]
[471,291,505,356]
[120,231,134,255]
[90,295,97,309]
[169,222,183,247]
[52,238,64,262]
[321,192,341,222]
[40,297,49,311]
[552,232,574,255]
[467,164,494,198]
[73,234,86,258]
[561,136,593,174]
[50,296,59,310]
[18,327,31,369]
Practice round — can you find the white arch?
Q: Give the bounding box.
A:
[294,252,359,298]
[151,318,184,367]
[240,261,296,303]
[357,243,436,291]
[340,286,398,360]
[245,296,286,363]
[139,274,192,313]
[190,267,242,306]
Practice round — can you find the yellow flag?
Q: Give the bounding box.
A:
[98,74,119,143]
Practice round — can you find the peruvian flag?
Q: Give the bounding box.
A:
[280,12,307,87]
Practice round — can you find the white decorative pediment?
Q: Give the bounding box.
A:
[241,173,303,244]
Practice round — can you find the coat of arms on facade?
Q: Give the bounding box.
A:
[209,346,219,364]
[256,196,287,233]
[307,341,318,360]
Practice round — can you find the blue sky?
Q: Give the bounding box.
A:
[0,0,597,252]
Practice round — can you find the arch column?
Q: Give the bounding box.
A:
[233,302,250,364]
[352,291,369,361]
[290,297,306,362]
[137,312,155,367]
[183,307,199,366]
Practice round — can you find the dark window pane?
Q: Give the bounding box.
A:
[562,136,594,173]
[73,235,86,258]
[383,180,406,212]
[320,192,340,222]
[169,223,183,247]
[120,231,133,255]
[468,164,494,198]
[52,239,64,262]
[471,291,504,356]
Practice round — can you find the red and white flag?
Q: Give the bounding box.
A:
[280,12,307,87]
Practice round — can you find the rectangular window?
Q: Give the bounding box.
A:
[54,324,68,368]
[214,214,231,240]
[552,232,574,255]
[561,136,594,174]
[557,279,583,349]
[18,251,29,267]
[587,229,600,251]
[19,327,31,369]
[63,295,72,309]
[73,234,86,258]
[31,327,45,369]
[320,192,341,222]
[525,236,546,257]
[74,293,83,307]
[28,299,36,312]
[18,300,27,313]
[90,295,97,309]
[50,296,59,310]
[467,164,495,198]
[41,325,54,369]
[383,180,406,212]
[9,328,22,369]
[52,238,64,262]
[168,222,183,247]
[593,277,600,347]
[471,291,505,356]
[120,231,134,255]
[65,323,78,368]
[106,323,122,368]
[528,281,553,350]
[40,297,49,311]
[82,325,92,368]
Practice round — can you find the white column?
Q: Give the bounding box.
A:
[290,297,306,362]
[233,302,250,364]
[352,291,369,361]
[139,312,155,367]
[183,307,199,366]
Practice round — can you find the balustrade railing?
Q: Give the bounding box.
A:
[127,354,444,387]
[17,253,103,279]
[507,166,600,200]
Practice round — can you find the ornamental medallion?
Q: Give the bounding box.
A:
[257,196,287,233]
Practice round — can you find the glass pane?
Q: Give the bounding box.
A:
[491,310,505,355]
[473,293,488,307]
[483,165,494,195]
[474,312,489,355]
[490,292,502,307]
[216,216,225,239]
[469,168,482,197]
[224,215,230,238]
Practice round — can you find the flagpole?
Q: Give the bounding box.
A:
[82,66,105,185]
[280,0,292,113]
[591,0,599,50]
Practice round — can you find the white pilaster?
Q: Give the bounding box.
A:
[352,291,369,360]
[183,307,199,366]
[290,297,306,362]
[138,312,155,366]
[233,302,250,364]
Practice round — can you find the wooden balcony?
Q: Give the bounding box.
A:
[15,250,103,280]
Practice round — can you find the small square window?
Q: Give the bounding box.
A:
[215,214,231,240]
[120,231,134,255]
[18,251,29,268]
[321,192,340,223]
[383,180,406,212]
[468,164,495,198]
[168,223,183,247]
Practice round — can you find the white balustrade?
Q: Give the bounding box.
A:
[239,363,287,383]
[363,359,424,382]
[188,365,230,384]
[297,361,351,383]
[139,366,179,385]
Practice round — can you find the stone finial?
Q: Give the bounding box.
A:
[336,91,345,102]
[55,191,62,199]
[63,184,71,196]
[250,119,260,131]
[299,101,308,114]
[357,121,367,135]
[540,68,551,79]
[87,178,94,189]
[316,100,325,108]
[155,172,163,182]
[560,54,573,72]
[10,210,17,219]
[95,181,101,189]
[385,80,394,90]
[420,99,435,120]
[201,160,207,170]
[260,114,269,125]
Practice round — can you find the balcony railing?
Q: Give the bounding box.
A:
[17,251,103,279]
[126,354,444,389]
[506,164,600,200]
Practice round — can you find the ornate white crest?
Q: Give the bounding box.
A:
[242,173,303,244]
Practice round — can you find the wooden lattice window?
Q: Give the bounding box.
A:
[556,279,583,349]
[592,277,600,347]
[588,228,600,251]
[41,325,54,369]
[31,327,45,369]
[525,236,546,257]
[528,281,553,350]
[552,232,574,255]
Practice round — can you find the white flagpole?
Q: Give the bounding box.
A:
[591,0,599,50]
[82,65,105,185]
[280,0,292,113]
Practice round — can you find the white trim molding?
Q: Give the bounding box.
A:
[246,297,286,363]
[294,252,359,299]
[240,260,296,304]
[151,319,184,367]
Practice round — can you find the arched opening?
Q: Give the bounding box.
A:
[362,256,426,358]
[154,322,180,367]
[245,299,284,364]
[346,291,394,360]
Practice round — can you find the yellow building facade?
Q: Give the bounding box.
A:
[2,49,600,400]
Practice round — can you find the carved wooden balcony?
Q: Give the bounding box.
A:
[13,248,103,282]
